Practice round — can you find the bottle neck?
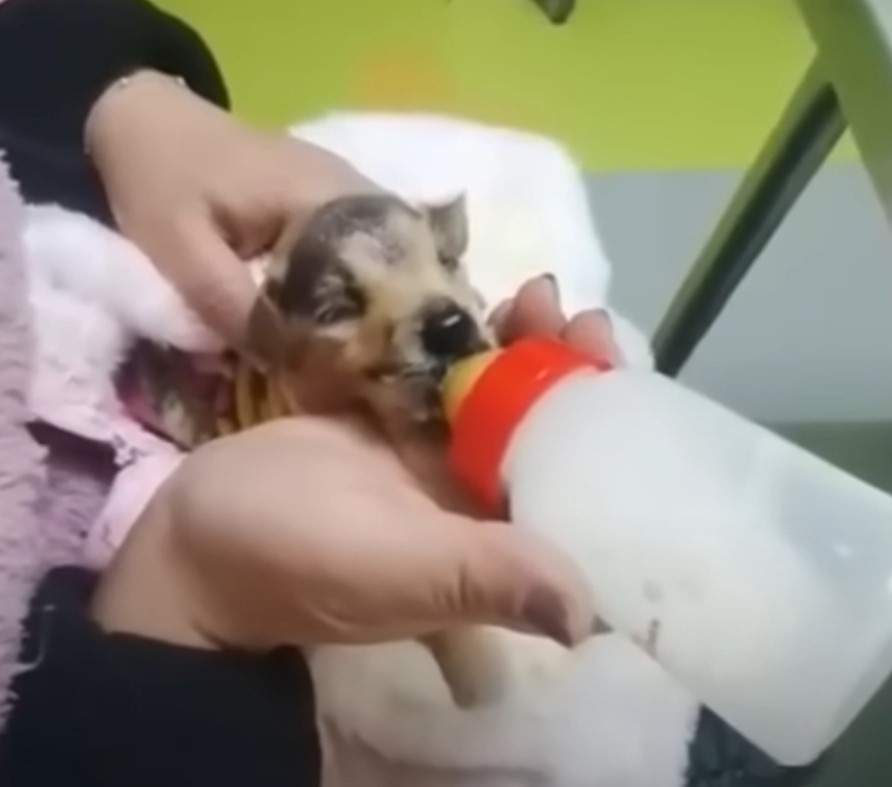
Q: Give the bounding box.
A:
[447,338,609,512]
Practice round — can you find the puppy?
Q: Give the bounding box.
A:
[246,192,494,433]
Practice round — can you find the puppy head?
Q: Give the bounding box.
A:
[249,193,494,425]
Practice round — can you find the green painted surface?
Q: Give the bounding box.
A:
[158,0,857,171]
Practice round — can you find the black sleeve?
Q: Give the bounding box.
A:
[0,567,321,787]
[0,0,230,223]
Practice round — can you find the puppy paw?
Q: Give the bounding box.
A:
[427,626,573,708]
[424,627,514,707]
[494,628,574,696]
[311,640,547,772]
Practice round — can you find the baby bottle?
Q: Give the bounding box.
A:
[441,337,892,767]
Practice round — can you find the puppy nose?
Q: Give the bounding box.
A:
[420,302,480,359]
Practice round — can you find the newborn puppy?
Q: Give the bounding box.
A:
[243,192,495,437]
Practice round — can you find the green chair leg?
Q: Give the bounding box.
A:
[529,0,575,25]
[653,61,845,378]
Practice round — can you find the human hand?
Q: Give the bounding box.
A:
[85,70,379,346]
[489,274,623,365]
[92,415,593,650]
[91,279,619,652]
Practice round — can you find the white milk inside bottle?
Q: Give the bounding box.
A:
[443,338,892,767]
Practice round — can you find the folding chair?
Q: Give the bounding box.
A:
[653,0,892,378]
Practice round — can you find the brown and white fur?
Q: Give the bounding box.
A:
[246,192,494,433]
[23,112,697,787]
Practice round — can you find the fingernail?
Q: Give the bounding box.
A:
[540,273,558,294]
[594,309,626,366]
[521,587,574,647]
[539,273,562,312]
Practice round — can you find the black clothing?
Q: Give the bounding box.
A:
[0,568,320,787]
[0,0,228,224]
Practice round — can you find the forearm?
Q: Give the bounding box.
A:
[0,0,229,218]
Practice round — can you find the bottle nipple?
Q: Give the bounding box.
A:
[441,350,501,423]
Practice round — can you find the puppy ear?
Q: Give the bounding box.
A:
[425,193,469,262]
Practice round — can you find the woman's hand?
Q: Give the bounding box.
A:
[489,274,623,365]
[85,70,379,346]
[92,275,620,652]
[93,415,593,650]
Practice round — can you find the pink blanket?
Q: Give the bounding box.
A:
[0,156,113,729]
[0,152,40,726]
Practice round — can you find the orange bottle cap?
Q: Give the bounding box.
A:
[447,337,611,513]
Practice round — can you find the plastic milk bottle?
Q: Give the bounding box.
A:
[441,337,892,766]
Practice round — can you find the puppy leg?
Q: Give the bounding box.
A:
[310,639,547,773]
[424,625,573,710]
[423,627,513,707]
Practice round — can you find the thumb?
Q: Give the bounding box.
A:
[167,215,260,347]
[496,275,566,345]
[412,510,596,646]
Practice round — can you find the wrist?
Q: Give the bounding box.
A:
[90,491,217,651]
[84,69,192,159]
[85,448,186,570]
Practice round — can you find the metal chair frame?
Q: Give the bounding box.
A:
[654,0,892,377]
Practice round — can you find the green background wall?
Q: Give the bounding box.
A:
[157,0,854,172]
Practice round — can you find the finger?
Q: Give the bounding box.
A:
[498,275,566,345]
[167,214,260,347]
[563,308,624,365]
[486,298,513,335]
[384,508,595,646]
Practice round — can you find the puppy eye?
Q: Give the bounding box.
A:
[315,298,362,325]
[311,266,367,325]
